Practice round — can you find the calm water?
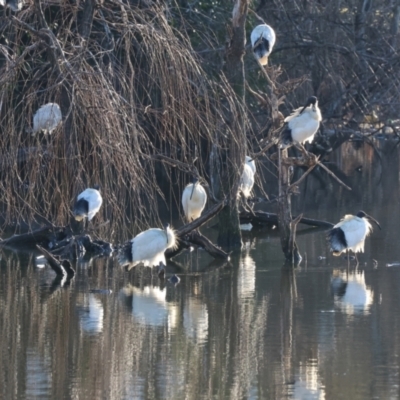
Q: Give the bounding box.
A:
[1,139,400,399]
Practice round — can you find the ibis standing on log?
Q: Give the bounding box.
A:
[327,211,381,265]
[251,24,276,66]
[31,103,62,135]
[117,224,177,276]
[73,186,103,228]
[182,178,207,222]
[281,96,322,148]
[239,156,256,201]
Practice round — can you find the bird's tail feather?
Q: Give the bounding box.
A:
[327,228,347,254]
[280,127,293,147]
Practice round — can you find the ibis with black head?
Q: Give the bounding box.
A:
[182,177,207,222]
[281,96,322,147]
[251,24,276,66]
[327,211,381,264]
[117,224,177,275]
[73,185,103,227]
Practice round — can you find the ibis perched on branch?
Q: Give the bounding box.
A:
[281,96,322,147]
[31,103,62,135]
[117,224,177,276]
[182,178,207,222]
[251,24,276,66]
[327,211,381,265]
[73,186,103,227]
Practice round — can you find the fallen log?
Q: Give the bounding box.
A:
[175,200,226,236]
[0,227,66,248]
[166,200,229,260]
[239,210,334,228]
[0,226,112,259]
[36,245,75,278]
[186,231,228,259]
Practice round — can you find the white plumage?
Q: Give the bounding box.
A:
[182,178,207,222]
[0,0,22,11]
[121,284,180,329]
[32,103,62,135]
[331,270,373,314]
[78,294,104,334]
[327,211,380,257]
[250,24,276,66]
[281,96,322,145]
[73,187,103,222]
[239,156,256,198]
[118,225,177,271]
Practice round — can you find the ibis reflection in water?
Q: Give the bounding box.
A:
[331,270,373,315]
[77,294,104,334]
[121,284,179,328]
[117,224,177,276]
[327,211,381,265]
[281,96,322,147]
[181,177,207,222]
[183,297,209,345]
[250,24,276,66]
[31,103,62,135]
[238,241,256,299]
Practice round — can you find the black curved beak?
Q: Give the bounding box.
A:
[299,97,318,114]
[190,179,198,200]
[366,214,381,230]
[299,103,309,114]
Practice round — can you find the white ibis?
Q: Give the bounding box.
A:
[32,103,62,135]
[239,156,256,199]
[117,224,177,275]
[327,211,381,264]
[73,186,103,224]
[281,96,322,146]
[181,178,207,222]
[250,24,276,66]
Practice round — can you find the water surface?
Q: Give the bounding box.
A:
[1,139,400,399]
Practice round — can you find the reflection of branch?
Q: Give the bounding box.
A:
[289,214,302,265]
